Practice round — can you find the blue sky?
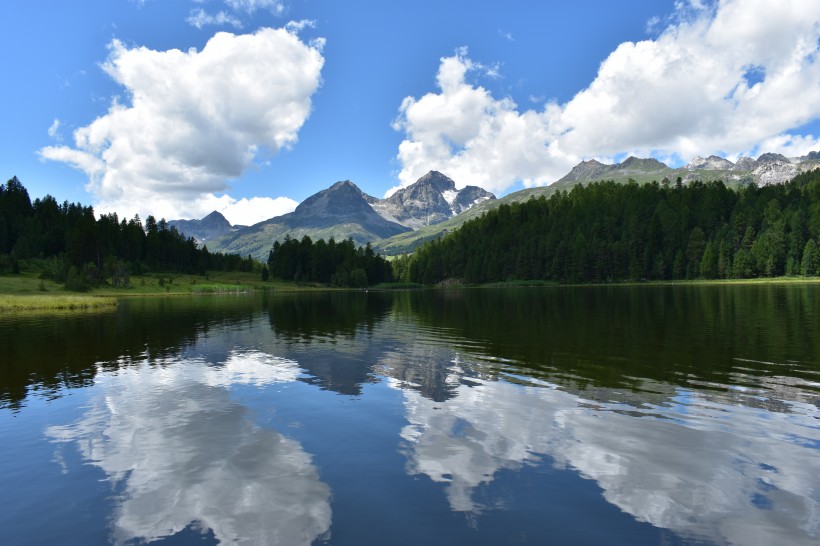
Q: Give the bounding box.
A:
[2,0,819,225]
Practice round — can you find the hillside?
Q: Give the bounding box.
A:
[398,169,820,285]
[375,152,820,255]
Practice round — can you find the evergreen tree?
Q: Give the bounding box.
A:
[802,239,818,276]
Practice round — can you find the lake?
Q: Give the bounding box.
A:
[0,285,818,545]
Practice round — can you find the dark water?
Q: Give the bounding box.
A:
[0,286,818,545]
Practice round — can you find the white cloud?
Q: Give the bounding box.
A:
[393,0,820,194]
[47,118,62,140]
[225,0,284,15]
[201,194,299,226]
[187,8,243,29]
[40,25,323,222]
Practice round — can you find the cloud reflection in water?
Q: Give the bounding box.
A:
[396,373,819,546]
[46,351,331,545]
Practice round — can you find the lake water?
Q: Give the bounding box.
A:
[0,286,818,545]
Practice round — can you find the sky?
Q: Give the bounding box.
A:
[2,0,819,225]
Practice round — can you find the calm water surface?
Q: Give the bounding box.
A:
[0,286,818,545]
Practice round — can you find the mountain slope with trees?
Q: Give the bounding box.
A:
[395,169,820,285]
[376,152,820,256]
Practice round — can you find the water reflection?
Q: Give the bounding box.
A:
[46,351,331,545]
[265,292,393,395]
[0,286,818,545]
[393,358,820,546]
[0,295,269,410]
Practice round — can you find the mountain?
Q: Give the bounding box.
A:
[209,181,411,260]
[168,211,239,244]
[554,151,820,188]
[374,151,820,256]
[206,151,820,260]
[370,171,495,229]
[685,155,735,171]
[207,172,495,260]
[557,156,668,185]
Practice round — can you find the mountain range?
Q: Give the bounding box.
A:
[182,171,495,259]
[172,152,820,259]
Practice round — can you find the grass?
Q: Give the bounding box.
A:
[190,282,253,294]
[0,268,335,312]
[0,294,117,312]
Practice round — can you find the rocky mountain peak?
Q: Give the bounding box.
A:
[687,155,735,170]
[371,171,495,229]
[414,171,457,194]
[295,180,371,217]
[617,156,668,171]
[756,152,789,163]
[561,158,612,182]
[200,210,231,227]
[734,157,758,171]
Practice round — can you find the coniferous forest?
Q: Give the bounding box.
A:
[395,170,820,285]
[267,235,393,287]
[0,176,254,289]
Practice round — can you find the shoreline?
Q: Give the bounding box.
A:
[2,273,818,312]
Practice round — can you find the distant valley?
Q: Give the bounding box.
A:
[171,152,820,259]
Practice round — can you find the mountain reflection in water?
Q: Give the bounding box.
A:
[0,286,816,546]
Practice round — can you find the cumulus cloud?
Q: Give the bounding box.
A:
[393,0,820,194]
[40,25,323,223]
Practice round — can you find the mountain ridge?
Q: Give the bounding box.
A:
[183,150,820,259]
[203,171,495,259]
[375,150,820,255]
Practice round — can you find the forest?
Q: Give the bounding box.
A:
[0,176,254,290]
[394,169,820,285]
[267,235,392,287]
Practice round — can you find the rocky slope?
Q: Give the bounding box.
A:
[370,171,495,229]
[557,152,820,187]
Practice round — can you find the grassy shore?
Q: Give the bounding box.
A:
[3,269,818,312]
[0,294,118,312]
[0,269,330,312]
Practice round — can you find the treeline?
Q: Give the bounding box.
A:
[395,169,820,284]
[0,176,254,289]
[267,235,392,287]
